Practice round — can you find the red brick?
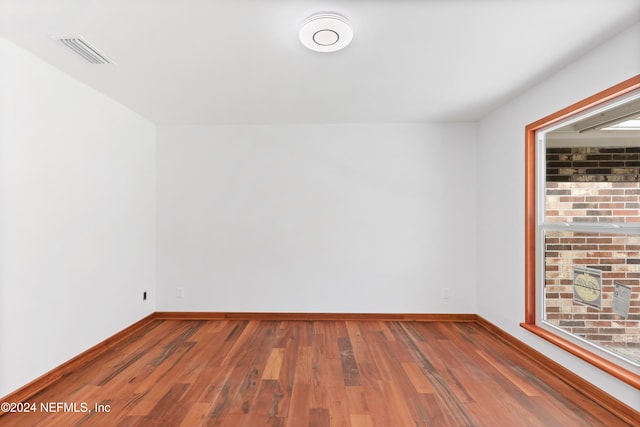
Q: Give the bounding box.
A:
[613,210,639,216]
[598,258,626,264]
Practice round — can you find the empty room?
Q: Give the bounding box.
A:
[0,0,639,425]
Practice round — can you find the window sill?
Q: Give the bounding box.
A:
[520,322,640,389]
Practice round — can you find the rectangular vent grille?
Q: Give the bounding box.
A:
[58,37,113,64]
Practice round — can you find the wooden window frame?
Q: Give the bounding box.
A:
[522,74,640,389]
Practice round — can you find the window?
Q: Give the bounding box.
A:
[523,75,640,389]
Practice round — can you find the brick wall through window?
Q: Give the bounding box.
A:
[545,147,640,363]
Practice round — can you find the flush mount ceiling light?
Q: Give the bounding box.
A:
[299,13,353,52]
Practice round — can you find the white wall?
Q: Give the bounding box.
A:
[477,22,640,411]
[0,38,156,397]
[157,123,477,313]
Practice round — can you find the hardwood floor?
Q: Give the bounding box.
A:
[0,319,634,426]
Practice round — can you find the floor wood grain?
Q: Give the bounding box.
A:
[0,320,634,426]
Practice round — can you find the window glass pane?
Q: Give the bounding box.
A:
[544,230,640,363]
[546,147,640,224]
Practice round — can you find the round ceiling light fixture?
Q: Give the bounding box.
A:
[299,12,353,53]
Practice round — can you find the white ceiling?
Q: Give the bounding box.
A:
[1,0,639,125]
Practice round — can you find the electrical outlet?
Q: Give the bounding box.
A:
[176,286,184,298]
[443,288,449,300]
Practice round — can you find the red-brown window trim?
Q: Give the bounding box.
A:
[522,74,640,390]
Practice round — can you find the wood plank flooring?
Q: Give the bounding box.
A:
[0,320,634,426]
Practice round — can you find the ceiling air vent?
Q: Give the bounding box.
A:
[57,37,113,64]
